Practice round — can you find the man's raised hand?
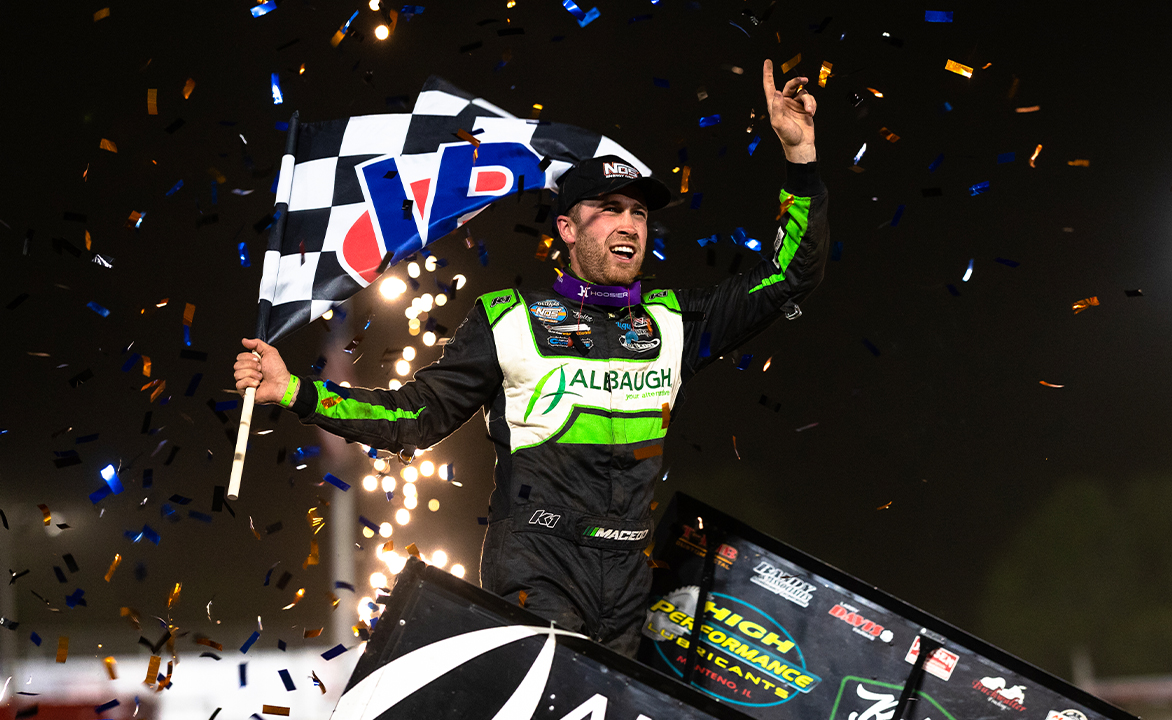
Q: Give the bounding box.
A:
[234,338,295,405]
[763,59,817,163]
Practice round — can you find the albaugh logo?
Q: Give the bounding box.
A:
[973,677,1027,712]
[330,625,635,720]
[523,364,581,422]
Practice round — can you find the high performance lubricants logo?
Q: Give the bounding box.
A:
[646,591,820,708]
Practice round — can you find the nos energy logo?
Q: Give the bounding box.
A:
[341,142,542,282]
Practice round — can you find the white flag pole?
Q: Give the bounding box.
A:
[228,112,299,501]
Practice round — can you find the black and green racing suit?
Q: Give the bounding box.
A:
[286,160,828,657]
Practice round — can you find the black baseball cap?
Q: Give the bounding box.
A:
[554,155,672,218]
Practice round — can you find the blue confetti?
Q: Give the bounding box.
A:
[731,227,747,246]
[830,241,843,261]
[890,204,906,227]
[946,284,960,296]
[291,446,321,463]
[997,152,1015,164]
[862,338,881,357]
[698,114,721,127]
[744,236,761,252]
[240,631,260,654]
[341,10,360,33]
[942,101,953,113]
[698,332,711,358]
[30,632,41,646]
[729,21,750,37]
[630,14,652,23]
[279,669,296,691]
[357,516,379,532]
[689,193,703,210]
[924,10,953,22]
[121,353,141,372]
[736,354,754,370]
[188,510,212,523]
[270,175,280,194]
[747,135,761,155]
[87,301,110,317]
[271,73,283,105]
[165,180,184,197]
[478,239,489,266]
[65,587,86,608]
[95,700,120,714]
[275,121,289,131]
[215,400,239,412]
[125,524,161,545]
[928,153,944,172]
[183,325,191,347]
[238,242,251,267]
[969,181,990,196]
[321,644,349,660]
[853,143,867,165]
[239,663,247,687]
[323,473,351,491]
[963,259,974,282]
[89,487,112,504]
[250,0,277,17]
[995,257,1020,267]
[101,464,123,494]
[652,237,666,261]
[335,581,356,592]
[400,5,424,16]
[697,234,719,247]
[578,6,600,26]
[185,373,203,397]
[278,639,287,651]
[652,77,669,88]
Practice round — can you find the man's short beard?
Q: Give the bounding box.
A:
[572,227,642,286]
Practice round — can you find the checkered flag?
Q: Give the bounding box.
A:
[256,76,655,344]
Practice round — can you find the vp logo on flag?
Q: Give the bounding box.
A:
[344,142,543,277]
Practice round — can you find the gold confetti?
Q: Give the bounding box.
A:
[762,356,772,372]
[249,516,262,540]
[455,128,481,148]
[679,166,691,194]
[156,660,173,692]
[150,380,166,403]
[535,235,553,261]
[56,636,69,663]
[307,507,325,535]
[1029,144,1043,168]
[660,402,670,429]
[93,7,110,21]
[104,554,122,582]
[147,89,158,115]
[981,62,993,69]
[944,59,973,78]
[1015,105,1040,113]
[121,607,142,630]
[142,356,151,377]
[405,543,421,559]
[282,588,306,610]
[100,138,119,153]
[381,540,394,553]
[143,655,161,686]
[103,656,117,679]
[303,628,323,639]
[1039,381,1064,388]
[126,210,143,228]
[208,167,227,184]
[633,445,663,460]
[866,87,884,98]
[776,194,796,220]
[649,501,658,512]
[183,302,196,326]
[1007,76,1020,98]
[167,582,182,611]
[1068,159,1090,167]
[156,298,169,308]
[732,436,741,461]
[780,52,801,74]
[303,540,319,569]
[879,127,900,143]
[311,671,327,695]
[195,637,223,651]
[37,504,51,525]
[817,61,832,87]
[530,103,543,120]
[876,501,893,510]
[1072,296,1100,314]
[182,78,196,99]
[85,230,92,250]
[328,592,340,610]
[262,706,290,716]
[517,590,528,607]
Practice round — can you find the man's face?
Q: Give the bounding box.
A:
[558,188,648,286]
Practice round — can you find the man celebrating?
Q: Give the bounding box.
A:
[233,60,827,658]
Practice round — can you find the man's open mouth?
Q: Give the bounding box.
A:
[610,244,636,260]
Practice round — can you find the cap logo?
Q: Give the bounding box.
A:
[602,161,639,179]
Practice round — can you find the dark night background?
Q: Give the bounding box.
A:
[2,0,1171,710]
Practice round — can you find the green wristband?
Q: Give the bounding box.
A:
[280,376,299,408]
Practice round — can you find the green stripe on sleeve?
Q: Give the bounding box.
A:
[314,381,425,422]
[749,190,813,294]
[641,288,680,312]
